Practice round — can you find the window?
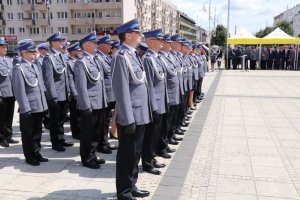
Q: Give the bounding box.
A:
[7,13,13,20]
[17,13,24,20]
[17,0,24,4]
[19,27,25,35]
[29,12,38,20]
[0,28,5,34]
[29,27,39,35]
[74,12,81,18]
[42,12,53,19]
[58,27,68,34]
[7,0,12,5]
[8,28,14,34]
[57,12,68,19]
[28,0,37,4]
[57,0,67,3]
[84,12,94,18]
[43,27,53,34]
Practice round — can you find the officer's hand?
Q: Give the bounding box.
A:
[48,98,57,107]
[23,111,31,118]
[124,123,136,135]
[81,108,92,116]
[152,110,159,120]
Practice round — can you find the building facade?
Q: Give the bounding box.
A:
[196,26,208,43]
[177,11,196,41]
[274,4,300,37]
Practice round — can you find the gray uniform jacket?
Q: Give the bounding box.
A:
[0,57,14,98]
[249,50,258,60]
[177,52,188,93]
[195,54,205,78]
[67,56,78,98]
[12,56,22,66]
[42,49,70,101]
[12,60,48,114]
[169,50,184,96]
[74,52,107,110]
[96,50,115,103]
[159,51,180,106]
[261,49,269,61]
[111,44,151,126]
[143,49,168,114]
[33,58,46,93]
[189,53,199,81]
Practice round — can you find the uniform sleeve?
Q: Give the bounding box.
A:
[12,67,31,114]
[111,54,135,125]
[34,60,47,92]
[67,64,78,97]
[42,56,57,100]
[143,56,158,112]
[74,60,90,110]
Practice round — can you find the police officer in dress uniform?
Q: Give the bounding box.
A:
[195,45,206,100]
[74,32,107,169]
[12,39,33,66]
[66,42,82,140]
[110,40,121,56]
[111,19,151,200]
[35,42,50,129]
[156,34,179,158]
[12,41,48,166]
[95,35,118,154]
[0,37,18,148]
[141,29,168,176]
[42,32,74,152]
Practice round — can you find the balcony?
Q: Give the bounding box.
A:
[37,19,49,26]
[68,2,122,10]
[22,3,47,11]
[69,17,122,25]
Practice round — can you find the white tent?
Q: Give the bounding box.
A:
[227,28,260,44]
[260,27,298,44]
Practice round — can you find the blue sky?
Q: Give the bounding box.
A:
[172,0,299,36]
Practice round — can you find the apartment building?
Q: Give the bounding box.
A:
[274,4,300,37]
[0,0,136,43]
[177,11,196,41]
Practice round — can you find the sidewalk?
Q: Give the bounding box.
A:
[2,69,300,200]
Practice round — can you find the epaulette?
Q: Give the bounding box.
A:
[118,49,125,55]
[78,54,83,60]
[145,52,151,57]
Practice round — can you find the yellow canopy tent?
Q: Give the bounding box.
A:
[227,28,260,44]
[260,27,298,44]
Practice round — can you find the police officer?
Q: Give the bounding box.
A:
[0,37,18,148]
[74,32,107,169]
[110,40,121,56]
[142,29,168,176]
[249,47,258,70]
[96,35,118,154]
[42,32,73,152]
[66,42,82,140]
[12,41,48,166]
[112,19,151,199]
[12,39,33,66]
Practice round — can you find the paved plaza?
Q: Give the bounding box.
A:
[2,69,300,200]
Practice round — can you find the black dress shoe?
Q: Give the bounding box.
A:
[95,157,106,165]
[153,160,166,168]
[35,154,48,162]
[175,129,185,135]
[0,140,9,148]
[181,122,189,127]
[158,151,172,159]
[107,144,118,150]
[52,145,66,152]
[61,140,74,147]
[82,160,100,169]
[7,138,19,144]
[166,147,176,153]
[144,168,161,175]
[97,146,112,154]
[185,115,192,120]
[173,136,183,141]
[26,159,40,166]
[132,189,150,198]
[189,107,196,111]
[72,135,80,140]
[169,138,179,145]
[186,110,193,115]
[179,128,186,132]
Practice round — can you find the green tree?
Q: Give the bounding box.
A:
[255,20,294,38]
[211,24,227,46]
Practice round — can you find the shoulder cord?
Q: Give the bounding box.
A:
[82,60,101,84]
[148,57,165,81]
[124,53,146,85]
[19,67,38,87]
[159,56,177,77]
[96,56,111,74]
[49,55,66,75]
[0,68,9,76]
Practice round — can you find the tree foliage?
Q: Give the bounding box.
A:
[255,20,294,38]
[211,24,227,46]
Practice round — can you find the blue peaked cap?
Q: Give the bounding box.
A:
[143,29,164,39]
[170,34,183,42]
[162,34,172,43]
[47,32,63,42]
[97,35,114,44]
[79,31,97,45]
[111,41,121,49]
[18,41,36,52]
[116,19,141,34]
[37,42,49,50]
[0,37,7,45]
[66,42,82,52]
[18,39,33,46]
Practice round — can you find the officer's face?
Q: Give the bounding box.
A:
[0,45,7,56]
[83,41,97,54]
[98,43,112,54]
[127,31,142,45]
[23,51,37,61]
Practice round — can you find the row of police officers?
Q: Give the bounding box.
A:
[0,19,208,200]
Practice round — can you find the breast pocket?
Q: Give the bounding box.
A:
[0,67,9,76]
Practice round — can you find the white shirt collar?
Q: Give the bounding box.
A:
[123,43,136,54]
